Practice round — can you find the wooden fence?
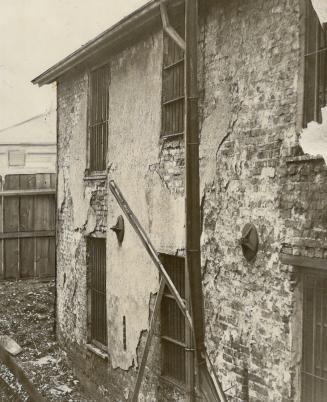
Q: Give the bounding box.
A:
[0,173,56,280]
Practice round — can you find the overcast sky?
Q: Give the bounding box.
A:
[0,0,147,130]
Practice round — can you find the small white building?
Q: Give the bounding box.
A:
[0,112,56,176]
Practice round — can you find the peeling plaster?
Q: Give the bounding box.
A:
[300,106,327,163]
[107,33,185,370]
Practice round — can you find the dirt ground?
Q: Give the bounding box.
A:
[0,279,92,401]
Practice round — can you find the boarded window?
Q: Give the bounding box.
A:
[88,238,107,347]
[160,254,186,384]
[302,272,327,401]
[162,21,185,138]
[8,150,25,167]
[89,65,110,172]
[303,0,327,127]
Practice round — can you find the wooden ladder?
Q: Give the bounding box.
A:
[109,180,227,402]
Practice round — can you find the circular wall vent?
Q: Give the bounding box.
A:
[240,223,259,262]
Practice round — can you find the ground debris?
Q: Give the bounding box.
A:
[0,279,91,401]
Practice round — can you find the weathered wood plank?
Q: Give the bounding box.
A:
[0,190,55,197]
[0,231,55,240]
[0,342,46,401]
[4,197,19,233]
[0,240,3,280]
[0,174,56,280]
[4,175,20,191]
[20,196,34,232]
[20,238,35,278]
[48,237,56,277]
[50,173,56,190]
[36,238,49,277]
[36,174,51,190]
[34,195,53,231]
[4,239,19,279]
[20,176,35,233]
[19,175,36,190]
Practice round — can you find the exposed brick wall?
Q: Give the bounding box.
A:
[198,0,303,401]
[281,155,327,258]
[54,0,327,401]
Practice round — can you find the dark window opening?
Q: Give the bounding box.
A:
[160,254,186,384]
[162,20,185,138]
[88,237,107,348]
[303,0,327,127]
[89,65,110,172]
[302,272,327,401]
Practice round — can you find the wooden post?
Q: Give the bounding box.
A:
[184,0,200,399]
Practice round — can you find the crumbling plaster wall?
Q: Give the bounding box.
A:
[107,31,185,372]
[56,65,109,366]
[54,0,327,400]
[56,29,185,400]
[198,0,302,400]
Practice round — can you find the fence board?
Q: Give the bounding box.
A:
[20,238,35,278]
[4,197,19,233]
[20,175,35,233]
[36,238,50,277]
[35,196,53,231]
[4,175,20,191]
[36,173,51,190]
[4,240,19,279]
[0,173,56,280]
[48,237,56,277]
[0,240,3,280]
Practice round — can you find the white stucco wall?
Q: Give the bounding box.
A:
[107,32,185,370]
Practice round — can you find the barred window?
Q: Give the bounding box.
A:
[160,254,186,384]
[89,65,109,172]
[303,0,327,127]
[162,21,185,138]
[87,237,107,348]
[302,272,327,401]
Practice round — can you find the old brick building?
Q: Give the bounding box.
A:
[33,0,327,400]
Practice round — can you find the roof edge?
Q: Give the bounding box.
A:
[32,0,161,86]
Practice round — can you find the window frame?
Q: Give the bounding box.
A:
[161,18,185,139]
[160,253,186,387]
[301,267,327,401]
[86,236,108,352]
[303,0,327,128]
[86,63,110,175]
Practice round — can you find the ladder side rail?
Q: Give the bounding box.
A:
[130,278,166,402]
[109,180,193,330]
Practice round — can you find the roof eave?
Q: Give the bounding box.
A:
[32,0,161,86]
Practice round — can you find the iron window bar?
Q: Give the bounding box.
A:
[89,65,109,172]
[88,238,107,347]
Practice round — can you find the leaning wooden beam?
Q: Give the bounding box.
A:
[160,0,185,50]
[0,230,55,240]
[109,180,193,331]
[131,278,166,402]
[0,342,46,402]
[0,189,55,196]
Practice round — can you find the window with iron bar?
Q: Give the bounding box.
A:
[88,64,110,172]
[302,271,327,401]
[161,19,185,138]
[87,237,107,348]
[160,254,186,384]
[303,0,327,127]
